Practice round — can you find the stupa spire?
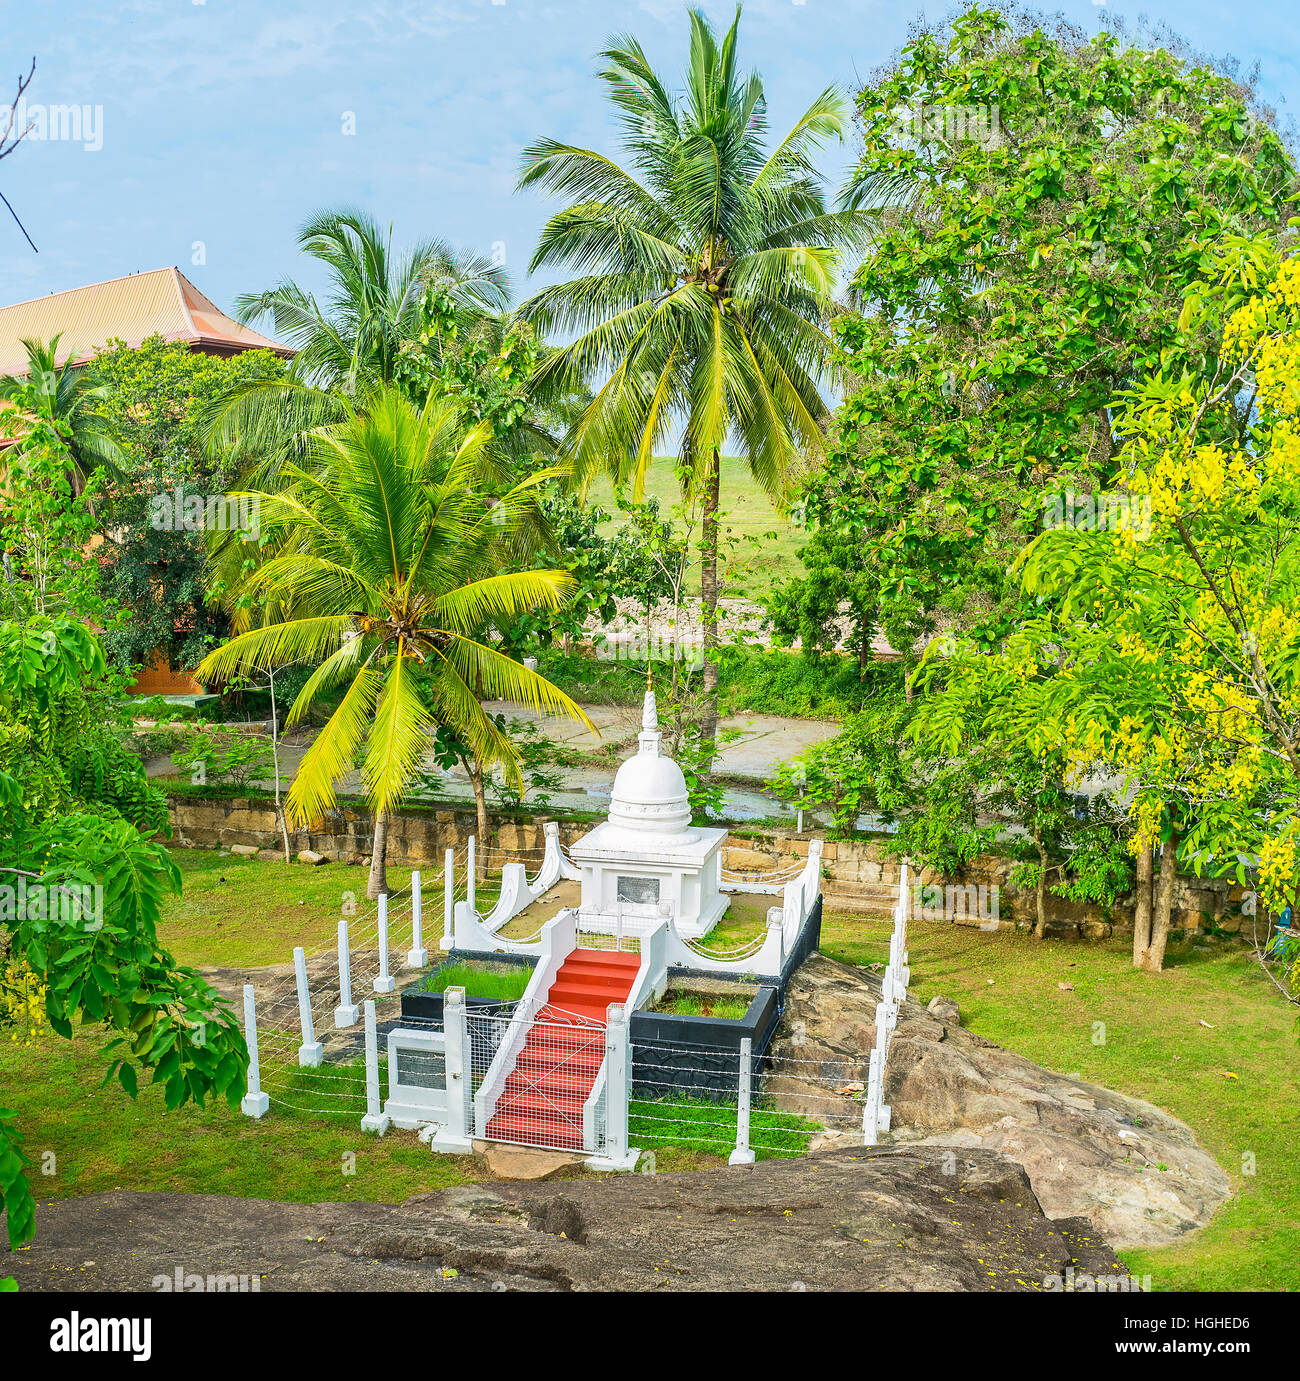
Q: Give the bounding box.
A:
[639,687,661,756]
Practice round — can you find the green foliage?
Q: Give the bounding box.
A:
[0,334,126,496]
[777,2,1296,663]
[89,335,286,674]
[195,386,593,826]
[170,726,275,791]
[0,619,245,1257]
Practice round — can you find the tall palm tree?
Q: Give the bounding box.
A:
[195,385,594,897]
[206,207,513,484]
[0,335,126,496]
[517,5,872,738]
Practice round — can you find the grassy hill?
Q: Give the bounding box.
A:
[585,454,805,600]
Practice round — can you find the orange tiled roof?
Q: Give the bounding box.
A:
[0,267,293,376]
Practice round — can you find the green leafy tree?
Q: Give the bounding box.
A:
[0,617,245,1284]
[88,335,286,675]
[195,386,595,898]
[0,334,126,497]
[517,4,872,741]
[209,208,512,481]
[931,242,1300,973]
[776,2,1296,669]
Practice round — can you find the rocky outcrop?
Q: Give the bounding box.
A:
[6,1148,1130,1293]
[768,956,1230,1250]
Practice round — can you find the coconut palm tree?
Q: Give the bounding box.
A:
[205,207,513,484]
[195,384,595,897]
[516,4,873,739]
[0,335,126,496]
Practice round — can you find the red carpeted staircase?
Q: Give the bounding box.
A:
[485,949,639,1150]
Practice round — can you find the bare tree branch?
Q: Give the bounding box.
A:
[0,57,36,163]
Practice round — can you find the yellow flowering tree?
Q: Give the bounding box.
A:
[917,238,1300,978]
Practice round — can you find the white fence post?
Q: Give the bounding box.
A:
[767,905,785,972]
[729,1036,756,1165]
[467,835,476,915]
[597,1002,635,1170]
[293,946,323,1067]
[334,918,359,1028]
[374,894,396,994]
[240,984,269,1118]
[441,848,455,951]
[360,999,390,1134]
[863,1048,881,1145]
[407,870,428,968]
[429,987,473,1152]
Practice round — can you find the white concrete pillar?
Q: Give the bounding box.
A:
[240,984,269,1118]
[374,894,396,994]
[467,835,476,915]
[729,1036,756,1165]
[441,848,455,951]
[407,871,428,968]
[334,919,359,1028]
[605,1003,630,1161]
[864,1047,881,1146]
[429,987,473,1152]
[293,946,323,1067]
[360,999,390,1134]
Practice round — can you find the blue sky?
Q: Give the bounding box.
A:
[1,0,1296,323]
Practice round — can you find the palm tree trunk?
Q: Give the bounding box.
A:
[1142,830,1180,973]
[699,446,721,744]
[367,809,389,899]
[468,761,488,881]
[268,668,291,863]
[1132,841,1154,968]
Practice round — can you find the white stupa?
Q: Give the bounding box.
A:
[568,688,730,939]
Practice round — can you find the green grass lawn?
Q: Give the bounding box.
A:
[586,455,804,600]
[818,910,1300,1292]
[159,847,417,968]
[4,862,1297,1290]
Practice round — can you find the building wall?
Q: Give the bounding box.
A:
[165,793,1250,939]
[130,653,204,697]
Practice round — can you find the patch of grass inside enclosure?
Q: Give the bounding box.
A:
[649,989,752,1020]
[419,962,532,1001]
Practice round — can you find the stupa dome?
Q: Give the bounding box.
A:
[605,690,694,838]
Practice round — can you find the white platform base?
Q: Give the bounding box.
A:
[240,1092,269,1118]
[406,948,428,969]
[361,1112,391,1135]
[428,1129,474,1154]
[439,935,455,952]
[297,1042,324,1067]
[333,1004,359,1028]
[585,1146,641,1172]
[728,1147,756,1166]
[373,976,396,994]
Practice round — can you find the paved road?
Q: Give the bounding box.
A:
[148,703,841,823]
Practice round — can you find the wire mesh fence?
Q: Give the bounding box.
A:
[627,1035,867,1160]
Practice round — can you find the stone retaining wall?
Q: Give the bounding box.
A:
[166,793,1246,938]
